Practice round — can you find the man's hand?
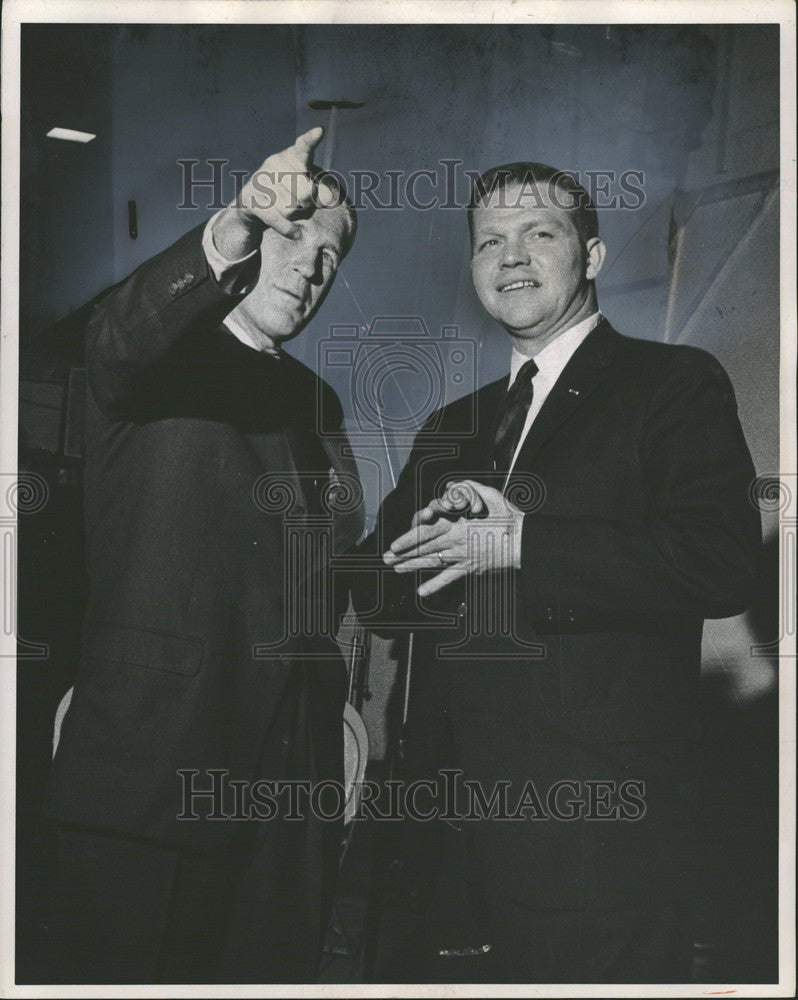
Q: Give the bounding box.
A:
[213,128,336,258]
[410,479,488,527]
[383,480,525,598]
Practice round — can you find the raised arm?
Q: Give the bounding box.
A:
[87,129,326,418]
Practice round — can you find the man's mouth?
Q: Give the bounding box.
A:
[277,286,305,304]
[499,279,541,293]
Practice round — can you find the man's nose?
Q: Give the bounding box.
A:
[291,238,320,280]
[499,237,531,268]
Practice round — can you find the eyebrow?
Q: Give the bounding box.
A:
[475,218,565,239]
[297,219,344,255]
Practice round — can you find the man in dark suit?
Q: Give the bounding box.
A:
[358,162,761,982]
[42,128,363,983]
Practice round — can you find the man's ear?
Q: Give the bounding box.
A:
[585,237,606,281]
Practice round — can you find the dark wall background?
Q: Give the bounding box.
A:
[17,22,781,982]
[20,24,779,499]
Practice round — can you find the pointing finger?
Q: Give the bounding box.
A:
[293,126,325,165]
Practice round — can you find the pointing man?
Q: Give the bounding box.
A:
[44,128,363,984]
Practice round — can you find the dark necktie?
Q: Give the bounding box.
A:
[492,358,539,475]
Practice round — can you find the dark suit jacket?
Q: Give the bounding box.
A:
[355,319,760,915]
[45,224,364,864]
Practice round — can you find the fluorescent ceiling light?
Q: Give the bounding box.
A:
[46,127,96,143]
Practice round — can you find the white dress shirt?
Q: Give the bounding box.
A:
[202,211,281,355]
[505,311,602,480]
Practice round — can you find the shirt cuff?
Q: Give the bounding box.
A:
[202,210,260,295]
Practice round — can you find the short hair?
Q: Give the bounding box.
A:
[467,162,598,247]
[310,165,357,255]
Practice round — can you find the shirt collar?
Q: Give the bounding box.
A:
[223,311,281,358]
[510,311,601,387]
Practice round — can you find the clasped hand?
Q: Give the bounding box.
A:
[383,480,525,598]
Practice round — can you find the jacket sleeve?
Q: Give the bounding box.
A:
[86,222,250,419]
[516,349,762,631]
[350,418,453,636]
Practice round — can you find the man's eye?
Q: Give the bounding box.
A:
[530,231,552,239]
[479,239,499,251]
[322,250,338,268]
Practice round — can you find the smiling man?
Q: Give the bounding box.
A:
[359,162,761,983]
[469,166,604,354]
[42,128,363,984]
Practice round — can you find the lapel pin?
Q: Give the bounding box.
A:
[568,388,580,396]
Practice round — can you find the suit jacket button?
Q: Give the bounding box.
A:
[457,602,467,618]
[184,272,194,284]
[545,607,554,622]
[168,282,179,296]
[567,609,575,623]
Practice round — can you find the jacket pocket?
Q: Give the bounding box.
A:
[82,622,205,677]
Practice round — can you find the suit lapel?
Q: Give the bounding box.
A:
[280,351,365,551]
[507,319,622,478]
[319,435,365,552]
